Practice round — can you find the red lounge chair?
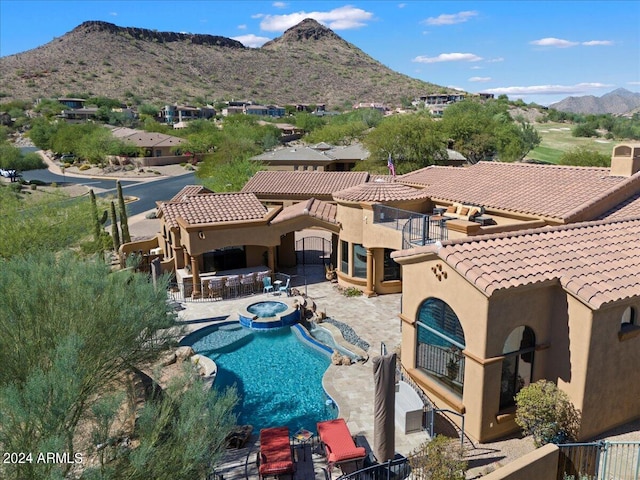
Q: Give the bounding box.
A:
[317,418,366,470]
[258,426,295,479]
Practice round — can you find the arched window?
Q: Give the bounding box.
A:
[416,298,466,395]
[499,326,535,410]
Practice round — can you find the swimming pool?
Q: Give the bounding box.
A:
[183,322,337,432]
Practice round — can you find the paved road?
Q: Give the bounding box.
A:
[19,148,197,217]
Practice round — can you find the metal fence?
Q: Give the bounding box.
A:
[558,441,640,480]
[335,455,412,480]
[295,236,332,265]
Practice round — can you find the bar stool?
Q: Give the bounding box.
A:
[224,275,241,298]
[240,273,255,296]
[255,271,269,293]
[208,278,224,301]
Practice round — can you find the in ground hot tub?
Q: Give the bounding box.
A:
[238,300,301,329]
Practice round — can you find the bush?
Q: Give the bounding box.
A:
[343,286,363,297]
[79,164,91,171]
[515,380,581,446]
[29,183,37,190]
[409,435,467,480]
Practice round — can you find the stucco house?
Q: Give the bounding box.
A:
[121,142,640,443]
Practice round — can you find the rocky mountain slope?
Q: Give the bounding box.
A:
[550,88,640,115]
[0,19,448,108]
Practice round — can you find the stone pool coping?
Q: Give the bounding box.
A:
[237,296,305,329]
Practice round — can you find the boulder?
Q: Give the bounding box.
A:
[175,346,195,362]
[331,351,342,365]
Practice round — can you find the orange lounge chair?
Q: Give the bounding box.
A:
[258,426,295,479]
[317,418,366,470]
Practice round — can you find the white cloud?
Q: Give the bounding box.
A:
[530,37,579,48]
[423,10,478,26]
[109,12,117,16]
[251,13,264,19]
[487,57,504,63]
[483,82,614,96]
[448,85,466,92]
[259,6,373,31]
[413,52,483,64]
[272,2,287,8]
[582,40,614,46]
[237,24,247,30]
[398,3,407,8]
[232,34,271,48]
[469,76,491,82]
[470,66,483,70]
[628,81,640,86]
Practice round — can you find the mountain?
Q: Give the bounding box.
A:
[0,19,448,108]
[550,88,640,115]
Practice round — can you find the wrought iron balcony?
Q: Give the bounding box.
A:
[372,204,448,249]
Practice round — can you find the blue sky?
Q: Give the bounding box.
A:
[1,1,639,105]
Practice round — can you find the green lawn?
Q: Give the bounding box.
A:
[526,122,616,164]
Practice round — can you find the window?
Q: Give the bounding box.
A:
[416,298,465,395]
[499,326,535,410]
[621,306,636,328]
[340,241,349,274]
[383,248,401,281]
[353,244,367,278]
[203,246,246,273]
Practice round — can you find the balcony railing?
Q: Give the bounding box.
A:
[372,204,448,249]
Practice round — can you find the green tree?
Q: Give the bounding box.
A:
[198,156,263,192]
[110,200,120,251]
[409,435,468,480]
[362,112,447,174]
[0,253,176,478]
[515,380,581,446]
[558,147,610,167]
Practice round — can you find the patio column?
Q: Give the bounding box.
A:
[267,246,276,274]
[365,247,375,297]
[191,255,201,298]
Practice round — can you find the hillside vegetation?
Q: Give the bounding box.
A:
[0,19,450,109]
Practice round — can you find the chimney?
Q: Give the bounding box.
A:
[610,143,640,177]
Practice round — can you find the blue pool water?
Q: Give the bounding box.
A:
[247,301,288,317]
[186,323,337,432]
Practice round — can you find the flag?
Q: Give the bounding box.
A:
[387,154,396,177]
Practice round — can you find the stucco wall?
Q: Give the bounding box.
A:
[480,443,559,480]
[579,303,640,439]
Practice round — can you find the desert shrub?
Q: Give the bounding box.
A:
[79,164,91,171]
[343,287,363,297]
[29,184,37,190]
[409,435,467,480]
[515,380,581,446]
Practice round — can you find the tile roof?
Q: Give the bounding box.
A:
[397,165,463,186]
[252,147,332,163]
[394,217,640,309]
[169,185,214,202]
[407,162,629,221]
[333,180,430,203]
[242,171,370,197]
[158,191,267,228]
[271,198,337,224]
[110,127,185,148]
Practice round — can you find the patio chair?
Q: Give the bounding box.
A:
[257,426,295,479]
[317,418,366,473]
[262,276,274,294]
[278,278,290,296]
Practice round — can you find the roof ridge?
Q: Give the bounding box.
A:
[563,171,640,222]
[439,215,640,249]
[476,160,610,172]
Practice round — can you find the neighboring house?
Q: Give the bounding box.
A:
[109,126,186,165]
[352,102,388,113]
[159,104,216,125]
[245,104,286,117]
[57,97,86,109]
[250,143,368,172]
[257,121,304,142]
[122,143,640,443]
